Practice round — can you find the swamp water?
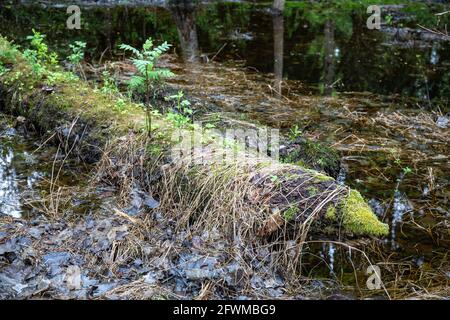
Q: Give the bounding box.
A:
[0,117,46,218]
[0,1,449,298]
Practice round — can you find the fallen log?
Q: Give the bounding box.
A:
[0,35,388,263]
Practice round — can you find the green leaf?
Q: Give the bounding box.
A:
[119,44,142,59]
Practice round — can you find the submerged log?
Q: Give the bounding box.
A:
[0,36,388,242]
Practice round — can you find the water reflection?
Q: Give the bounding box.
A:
[390,173,414,249]
[1,2,448,102]
[0,126,45,219]
[323,19,336,96]
[272,1,284,95]
[0,146,22,218]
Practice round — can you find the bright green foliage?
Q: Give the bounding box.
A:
[165,90,193,128]
[402,166,413,175]
[68,41,86,79]
[288,125,302,141]
[68,41,86,66]
[23,29,58,76]
[119,38,174,94]
[101,70,119,96]
[119,38,174,135]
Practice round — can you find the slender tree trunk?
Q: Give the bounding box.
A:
[273,0,285,13]
[273,12,284,95]
[323,19,335,96]
[169,0,200,63]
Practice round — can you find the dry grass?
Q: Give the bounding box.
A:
[93,129,354,285]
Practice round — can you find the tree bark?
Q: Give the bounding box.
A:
[273,11,284,95]
[169,0,200,63]
[323,19,336,96]
[273,0,285,13]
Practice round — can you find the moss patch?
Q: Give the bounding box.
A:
[306,186,318,196]
[325,205,336,221]
[339,190,389,237]
[283,205,298,222]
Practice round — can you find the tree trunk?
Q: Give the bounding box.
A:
[273,11,284,95]
[323,19,335,96]
[169,0,200,63]
[273,0,285,13]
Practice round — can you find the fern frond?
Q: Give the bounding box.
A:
[132,58,153,76]
[128,75,145,90]
[119,44,142,59]
[145,42,171,60]
[142,38,154,52]
[148,69,175,81]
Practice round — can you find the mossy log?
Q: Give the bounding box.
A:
[0,36,388,239]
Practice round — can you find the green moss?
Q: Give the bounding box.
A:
[283,205,298,222]
[307,186,318,196]
[314,172,335,182]
[284,173,301,180]
[325,205,336,220]
[303,168,335,182]
[339,190,389,237]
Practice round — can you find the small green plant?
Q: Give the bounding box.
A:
[204,123,216,129]
[115,98,127,113]
[402,166,413,175]
[288,124,302,141]
[23,29,58,76]
[68,41,86,79]
[385,14,394,25]
[68,41,86,65]
[166,112,191,128]
[0,41,20,64]
[119,38,174,136]
[166,90,192,115]
[25,29,49,61]
[101,70,119,96]
[0,63,6,76]
[270,175,281,186]
[164,90,193,128]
